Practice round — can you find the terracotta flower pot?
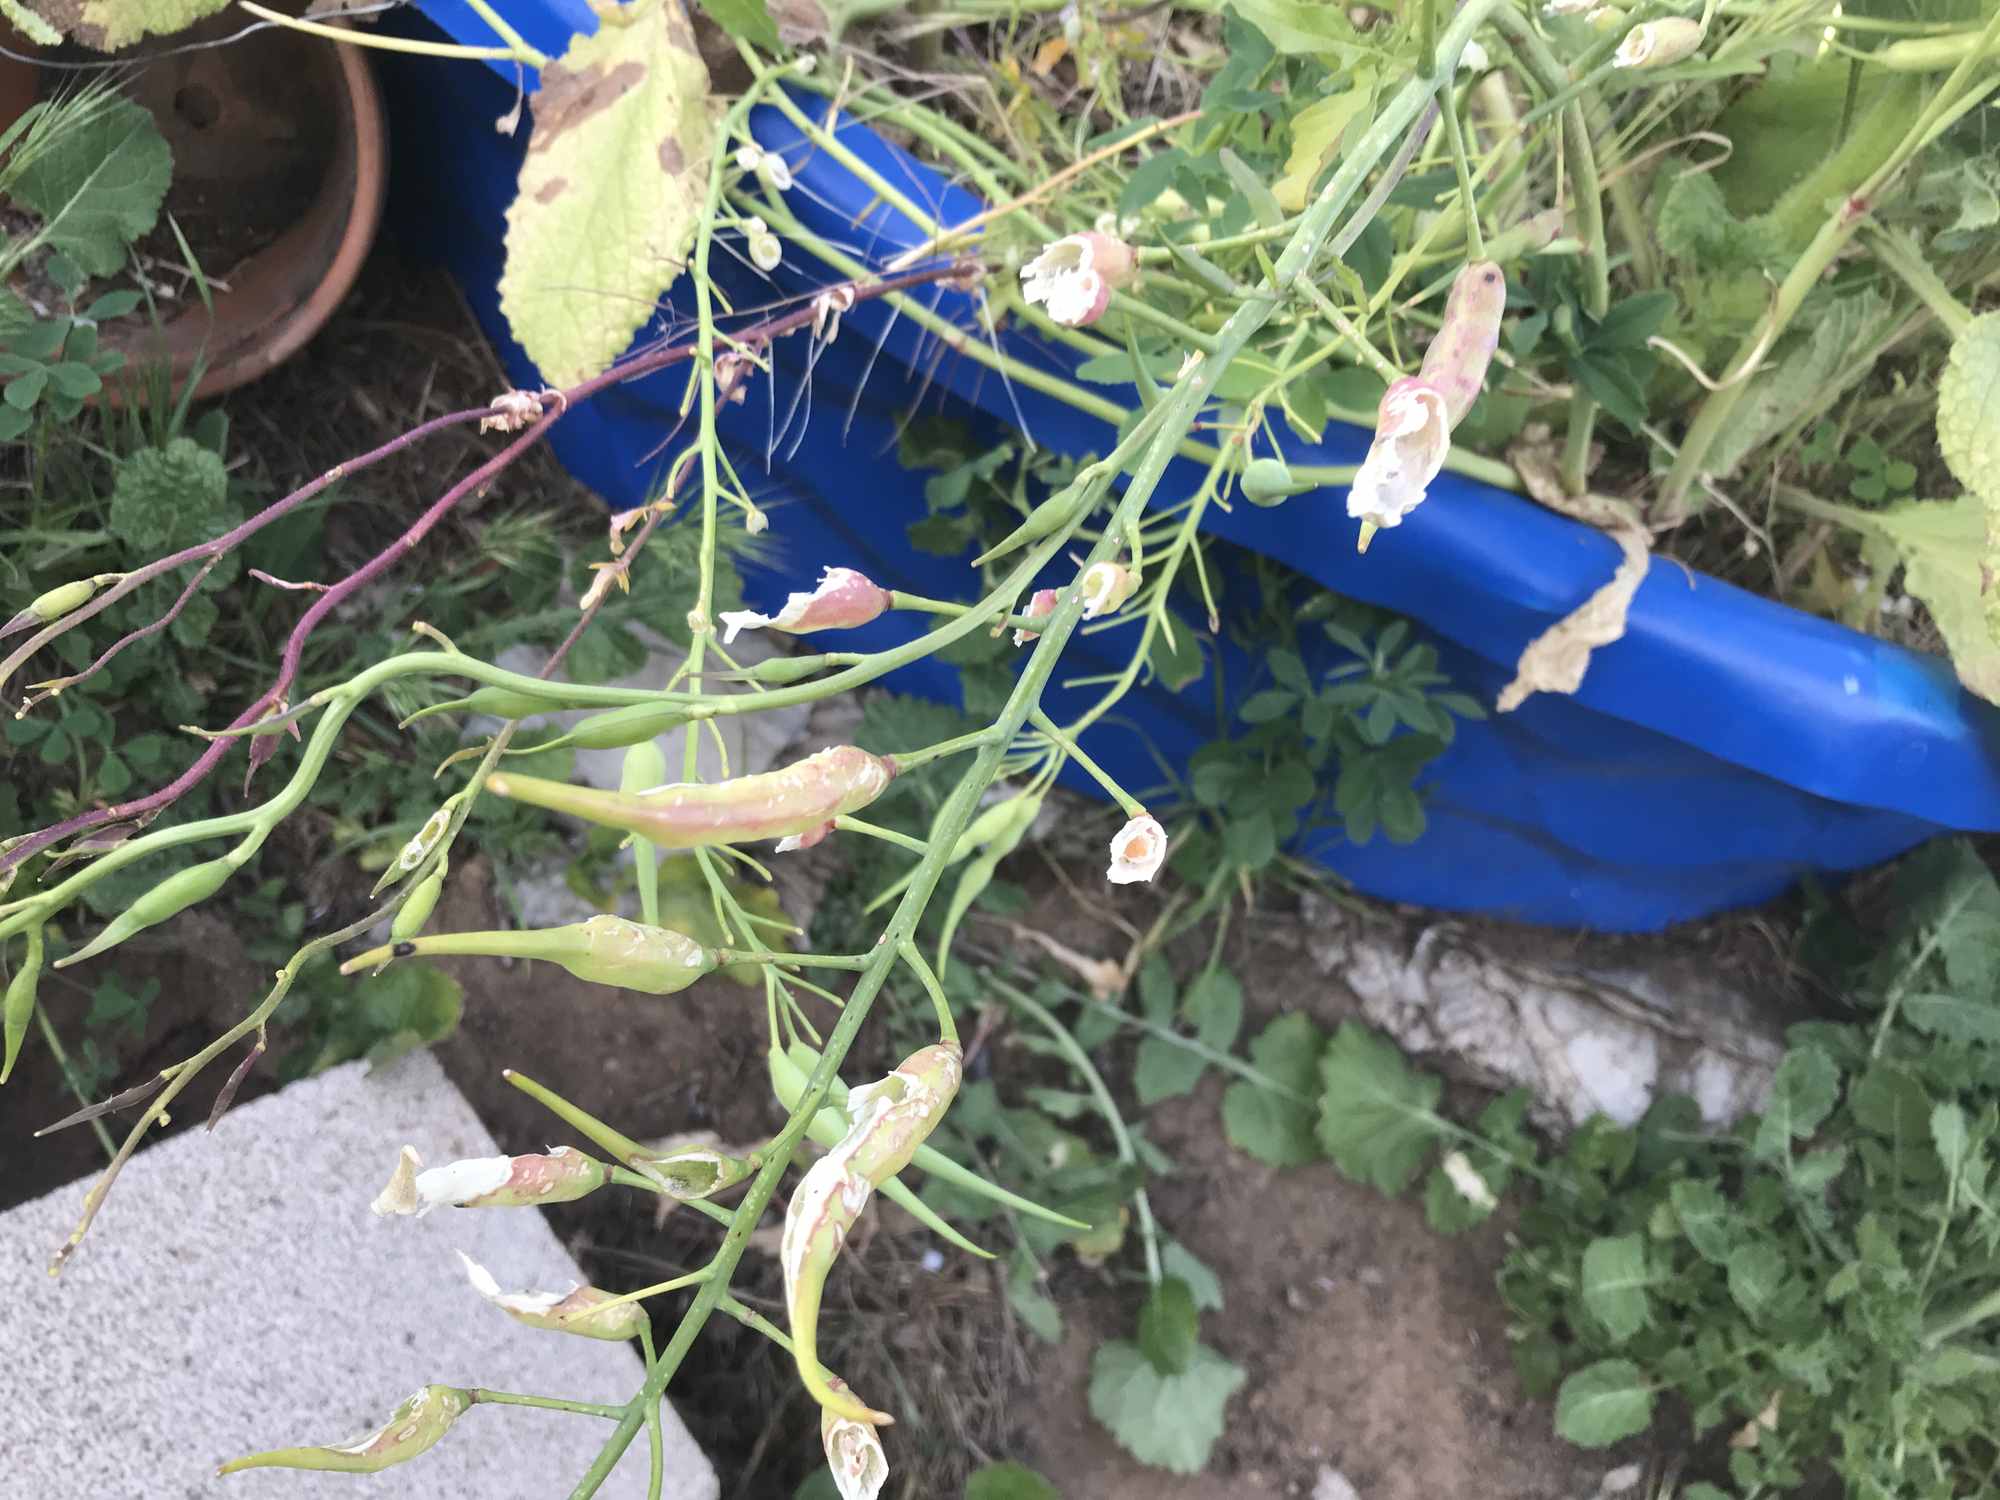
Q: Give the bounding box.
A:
[2,16,385,401]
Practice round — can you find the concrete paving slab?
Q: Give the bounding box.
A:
[0,1049,718,1500]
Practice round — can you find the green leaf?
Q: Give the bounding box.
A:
[500,2,719,384]
[1230,0,1359,55]
[1119,148,1186,219]
[1669,1179,1734,1264]
[965,1462,1061,1500]
[1135,968,1243,1105]
[94,751,131,797]
[1148,611,1205,691]
[1005,1246,1062,1344]
[1272,75,1374,210]
[1706,290,1892,477]
[3,368,46,410]
[1932,1103,1971,1183]
[1581,1234,1651,1344]
[1725,1241,1787,1321]
[1590,292,1676,352]
[1161,1240,1224,1312]
[108,437,232,557]
[693,0,776,49]
[1088,1339,1245,1475]
[1554,1359,1653,1448]
[1938,310,2000,507]
[1221,1013,1325,1167]
[1750,1045,1840,1161]
[11,93,171,276]
[1237,689,1297,724]
[1315,1022,1446,1194]
[1138,1277,1198,1375]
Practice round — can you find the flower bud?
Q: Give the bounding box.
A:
[1241,457,1314,507]
[3,923,44,1084]
[458,1252,648,1341]
[719,568,895,645]
[813,284,856,343]
[372,1144,610,1217]
[1079,561,1142,619]
[1441,1150,1499,1211]
[822,1381,890,1500]
[54,855,234,970]
[1020,232,1135,328]
[1013,588,1058,647]
[783,1043,963,1425]
[735,142,795,192]
[487,747,897,850]
[1613,17,1705,69]
[217,1385,472,1475]
[1106,814,1168,884]
[341,914,716,996]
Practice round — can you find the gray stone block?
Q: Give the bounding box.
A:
[0,1050,718,1500]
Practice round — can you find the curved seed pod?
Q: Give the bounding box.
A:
[487,746,897,850]
[782,1044,962,1426]
[970,479,1093,567]
[3,923,44,1084]
[216,1385,472,1476]
[458,1252,647,1341]
[341,915,715,995]
[511,702,691,757]
[822,1380,890,1500]
[1417,260,1505,427]
[768,1046,993,1259]
[727,652,845,686]
[391,859,447,943]
[371,1144,609,1216]
[54,856,234,970]
[719,567,895,645]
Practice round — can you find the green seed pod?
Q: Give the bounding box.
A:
[1241,457,1315,507]
[3,923,45,1084]
[402,687,571,727]
[732,653,842,686]
[341,914,715,995]
[970,478,1094,566]
[28,578,99,622]
[487,746,896,850]
[391,859,447,942]
[216,1385,472,1476]
[560,702,689,752]
[55,856,234,970]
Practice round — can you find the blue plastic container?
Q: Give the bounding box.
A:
[383,4,2000,929]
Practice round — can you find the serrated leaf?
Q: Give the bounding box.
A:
[1316,1022,1446,1194]
[1707,291,1890,477]
[11,94,171,277]
[108,437,232,557]
[501,0,719,384]
[1726,1241,1786,1320]
[31,0,230,47]
[1161,1240,1223,1312]
[1581,1234,1651,1344]
[1939,310,1999,507]
[1750,1045,1840,1161]
[1554,1359,1653,1448]
[1904,991,2000,1043]
[1088,1339,1245,1475]
[1222,1013,1324,1167]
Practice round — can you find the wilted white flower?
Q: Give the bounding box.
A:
[1458,40,1489,71]
[457,1252,647,1341]
[1346,378,1450,546]
[1441,1151,1499,1211]
[718,567,895,645]
[812,284,856,343]
[1078,561,1141,619]
[745,216,783,272]
[480,388,544,433]
[822,1387,890,1500]
[734,142,795,192]
[1106,814,1167,885]
[1613,17,1705,69]
[1020,231,1136,328]
[1013,587,1058,647]
[371,1145,607,1217]
[744,506,770,535]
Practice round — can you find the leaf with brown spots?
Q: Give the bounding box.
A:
[500,0,719,385]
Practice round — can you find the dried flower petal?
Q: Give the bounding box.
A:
[1020,232,1134,328]
[1613,17,1705,69]
[217,1385,472,1475]
[458,1252,647,1341]
[1013,587,1059,647]
[1106,814,1167,885]
[1079,562,1141,619]
[1347,378,1451,546]
[822,1382,890,1500]
[719,567,894,644]
[372,1145,609,1217]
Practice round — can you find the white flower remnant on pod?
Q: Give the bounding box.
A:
[1441,1150,1498,1211]
[1013,587,1058,646]
[371,1144,608,1217]
[457,1252,647,1341]
[1106,814,1167,884]
[1078,561,1141,619]
[1020,231,1135,328]
[718,567,895,644]
[396,806,452,872]
[1614,17,1705,69]
[480,389,545,433]
[734,142,794,193]
[822,1383,890,1500]
[745,216,783,272]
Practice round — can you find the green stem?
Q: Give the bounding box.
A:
[469,1390,627,1420]
[1027,707,1144,817]
[1864,225,1974,337]
[33,1004,116,1158]
[897,940,959,1046]
[831,816,929,855]
[1440,82,1485,258]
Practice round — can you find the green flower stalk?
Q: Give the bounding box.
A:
[371,1144,610,1216]
[216,1384,472,1476]
[486,746,897,850]
[781,1043,963,1426]
[54,856,236,969]
[340,914,716,995]
[457,1252,649,1341]
[2,923,43,1084]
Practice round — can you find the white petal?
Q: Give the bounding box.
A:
[370,1145,426,1217]
[1106,815,1168,885]
[717,609,772,644]
[415,1154,513,1210]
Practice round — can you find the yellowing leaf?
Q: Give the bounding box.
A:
[1272,77,1373,212]
[28,0,230,48]
[501,0,719,385]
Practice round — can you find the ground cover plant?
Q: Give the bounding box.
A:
[2,1,1997,1496]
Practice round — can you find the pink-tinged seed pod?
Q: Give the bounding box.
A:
[458,1253,648,1341]
[487,746,897,850]
[783,1043,963,1426]
[371,1144,610,1217]
[822,1381,890,1500]
[216,1385,472,1475]
[718,567,895,645]
[1347,377,1452,548]
[1013,588,1059,647]
[341,914,715,995]
[1417,260,1506,427]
